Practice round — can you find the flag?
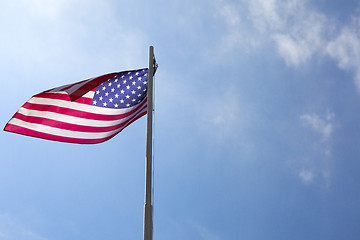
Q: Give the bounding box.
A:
[4,68,150,144]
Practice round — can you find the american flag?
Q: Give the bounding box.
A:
[4,68,150,144]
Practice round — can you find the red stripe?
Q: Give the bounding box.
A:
[21,97,147,121]
[4,111,147,144]
[57,79,89,91]
[67,73,118,101]
[34,92,71,101]
[12,104,147,133]
[33,91,94,105]
[39,73,117,102]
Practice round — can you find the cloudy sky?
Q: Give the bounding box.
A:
[1,0,360,239]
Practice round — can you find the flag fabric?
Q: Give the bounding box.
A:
[4,68,150,144]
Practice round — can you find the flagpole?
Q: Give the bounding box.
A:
[144,46,154,240]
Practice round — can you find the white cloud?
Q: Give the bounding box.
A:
[248,0,284,32]
[299,169,315,185]
[216,0,360,91]
[219,3,241,27]
[215,0,327,64]
[198,86,252,142]
[214,1,243,52]
[272,15,325,67]
[300,112,335,141]
[272,34,311,67]
[213,0,262,55]
[249,0,327,67]
[297,111,335,186]
[327,23,360,90]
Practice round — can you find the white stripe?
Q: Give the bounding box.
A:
[42,90,94,100]
[8,108,147,139]
[82,90,95,99]
[16,106,139,127]
[27,96,144,115]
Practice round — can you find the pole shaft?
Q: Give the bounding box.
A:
[144,46,154,240]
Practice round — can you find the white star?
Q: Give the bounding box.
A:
[103,102,107,106]
[99,96,103,101]
[102,86,106,91]
[121,90,125,94]
[109,98,113,102]
[137,93,142,97]
[115,103,119,108]
[126,95,130,99]
[114,79,118,82]
[132,81,136,85]
[123,80,127,84]
[131,90,136,94]
[115,94,119,98]
[126,103,130,107]
[135,72,139,76]
[111,88,115,92]
[105,92,109,96]
[138,77,142,81]
[129,76,133,80]
[126,85,130,89]
[108,82,112,86]
[96,90,100,94]
[93,100,97,105]
[120,99,124,103]
[117,84,121,88]
[127,72,131,75]
[143,81,147,85]
[132,98,136,102]
[121,75,125,78]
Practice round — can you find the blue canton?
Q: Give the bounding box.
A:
[91,69,148,109]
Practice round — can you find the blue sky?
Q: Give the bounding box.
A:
[1,0,360,239]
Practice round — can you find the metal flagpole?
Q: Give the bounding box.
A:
[144,46,155,240]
